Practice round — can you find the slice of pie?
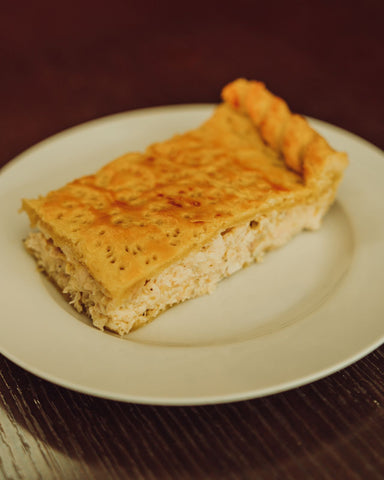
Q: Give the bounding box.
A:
[22,79,348,335]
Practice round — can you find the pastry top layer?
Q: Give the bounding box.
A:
[22,79,348,302]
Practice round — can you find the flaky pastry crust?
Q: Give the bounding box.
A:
[22,79,348,318]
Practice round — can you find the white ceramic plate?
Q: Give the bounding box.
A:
[1,105,383,405]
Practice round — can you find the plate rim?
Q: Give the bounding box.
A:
[1,104,383,405]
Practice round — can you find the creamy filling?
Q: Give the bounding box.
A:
[25,202,327,335]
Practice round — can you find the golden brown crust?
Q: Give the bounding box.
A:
[22,79,348,303]
[221,78,348,181]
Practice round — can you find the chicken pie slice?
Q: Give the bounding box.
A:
[22,79,348,335]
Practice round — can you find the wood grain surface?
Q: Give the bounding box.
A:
[1,1,383,479]
[2,349,384,480]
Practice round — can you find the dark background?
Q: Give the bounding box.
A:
[1,1,384,479]
[1,0,383,171]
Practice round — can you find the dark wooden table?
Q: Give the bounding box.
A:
[1,1,383,478]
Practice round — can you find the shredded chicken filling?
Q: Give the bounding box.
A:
[25,202,326,335]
